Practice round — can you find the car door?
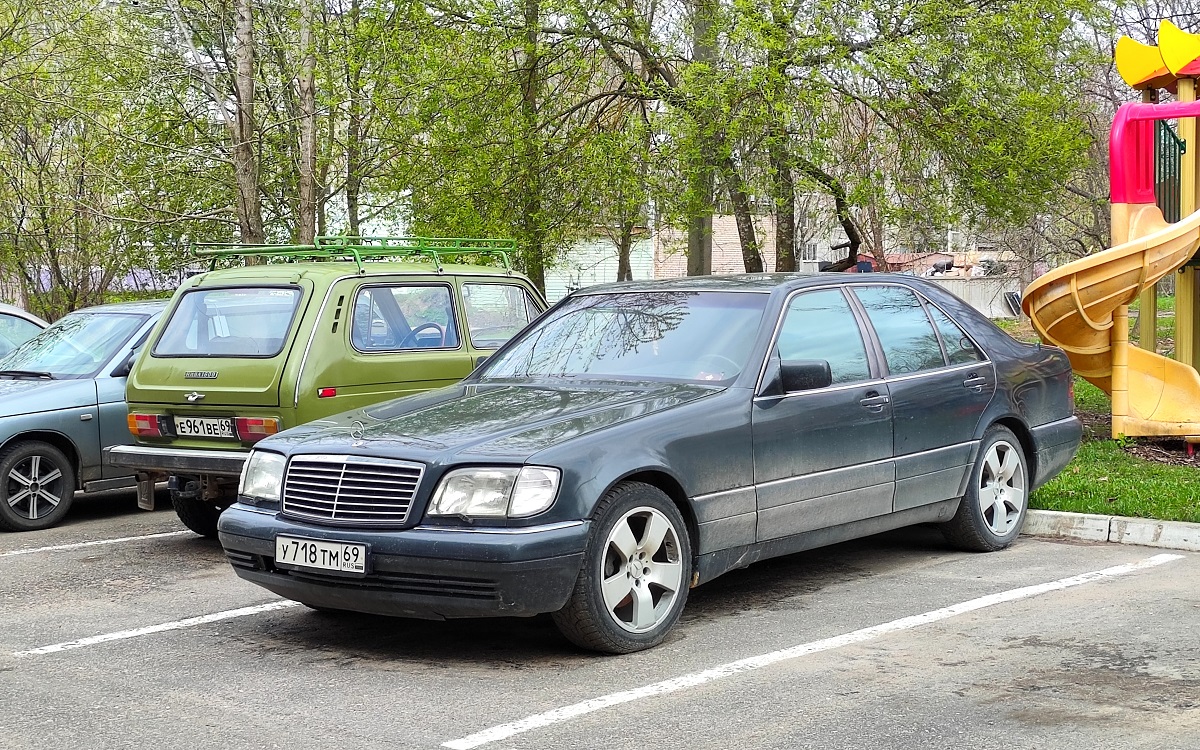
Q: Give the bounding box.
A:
[850,285,996,511]
[752,287,895,541]
[305,279,475,415]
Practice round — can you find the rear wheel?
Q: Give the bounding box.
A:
[171,488,225,538]
[941,425,1028,552]
[0,441,76,532]
[552,482,692,654]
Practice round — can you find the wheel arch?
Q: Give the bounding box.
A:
[0,431,82,489]
[990,416,1036,482]
[602,468,699,574]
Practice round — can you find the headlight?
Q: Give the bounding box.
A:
[428,466,560,519]
[239,451,287,505]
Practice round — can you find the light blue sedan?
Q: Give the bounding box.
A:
[0,300,166,531]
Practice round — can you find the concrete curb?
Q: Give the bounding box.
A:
[1022,509,1200,552]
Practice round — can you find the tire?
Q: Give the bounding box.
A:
[171,488,224,538]
[942,425,1029,552]
[0,441,76,532]
[552,482,693,654]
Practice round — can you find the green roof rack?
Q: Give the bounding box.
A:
[192,236,516,274]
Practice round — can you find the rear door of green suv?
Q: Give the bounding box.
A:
[127,282,312,447]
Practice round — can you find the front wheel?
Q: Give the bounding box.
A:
[941,425,1028,552]
[552,482,693,654]
[0,441,76,532]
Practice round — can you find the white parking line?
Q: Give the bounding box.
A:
[0,531,191,558]
[443,553,1184,750]
[12,600,301,657]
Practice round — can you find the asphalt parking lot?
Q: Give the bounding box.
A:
[0,494,1196,750]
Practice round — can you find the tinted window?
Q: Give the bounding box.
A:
[463,283,535,348]
[482,291,766,384]
[154,287,300,357]
[928,304,984,365]
[352,284,459,351]
[854,286,945,374]
[776,289,869,384]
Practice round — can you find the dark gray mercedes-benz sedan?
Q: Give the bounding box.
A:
[218,274,1081,653]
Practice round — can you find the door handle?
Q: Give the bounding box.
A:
[963,374,988,392]
[859,393,890,412]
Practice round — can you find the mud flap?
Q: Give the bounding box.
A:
[136,472,157,511]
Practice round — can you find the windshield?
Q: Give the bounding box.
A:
[480,291,768,384]
[153,286,302,358]
[0,311,147,379]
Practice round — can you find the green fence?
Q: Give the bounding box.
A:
[1156,120,1184,223]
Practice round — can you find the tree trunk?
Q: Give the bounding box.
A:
[617,220,634,281]
[519,0,546,292]
[721,156,763,273]
[686,0,715,277]
[769,133,796,272]
[343,0,362,237]
[233,0,265,246]
[797,157,860,271]
[297,0,317,244]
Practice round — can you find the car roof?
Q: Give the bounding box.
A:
[193,261,528,285]
[574,272,933,295]
[64,299,171,315]
[0,302,47,327]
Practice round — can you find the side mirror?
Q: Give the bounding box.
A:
[780,359,832,393]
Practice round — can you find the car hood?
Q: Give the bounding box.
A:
[263,379,721,462]
[0,378,96,417]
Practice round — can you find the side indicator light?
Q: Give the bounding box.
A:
[318,387,336,398]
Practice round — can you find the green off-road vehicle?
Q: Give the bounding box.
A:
[108,237,546,536]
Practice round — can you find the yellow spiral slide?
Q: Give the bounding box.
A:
[1022,202,1200,438]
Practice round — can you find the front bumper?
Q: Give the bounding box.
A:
[107,444,249,477]
[218,504,590,619]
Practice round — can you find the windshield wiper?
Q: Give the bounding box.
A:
[0,369,54,379]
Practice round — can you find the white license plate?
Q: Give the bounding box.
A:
[275,535,368,575]
[174,416,235,438]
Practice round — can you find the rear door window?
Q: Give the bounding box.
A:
[153,287,301,358]
[351,284,459,351]
[853,286,947,374]
[927,304,984,365]
[462,283,538,349]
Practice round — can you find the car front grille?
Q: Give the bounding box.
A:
[281,454,424,526]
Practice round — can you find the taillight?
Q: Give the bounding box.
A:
[1068,378,1076,410]
[128,413,170,438]
[235,417,280,443]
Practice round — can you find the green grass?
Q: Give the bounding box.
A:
[1031,440,1200,524]
[1072,377,1110,416]
[1027,375,1200,523]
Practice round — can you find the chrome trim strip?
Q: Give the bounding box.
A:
[882,360,995,384]
[691,486,755,502]
[752,377,890,403]
[412,521,585,535]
